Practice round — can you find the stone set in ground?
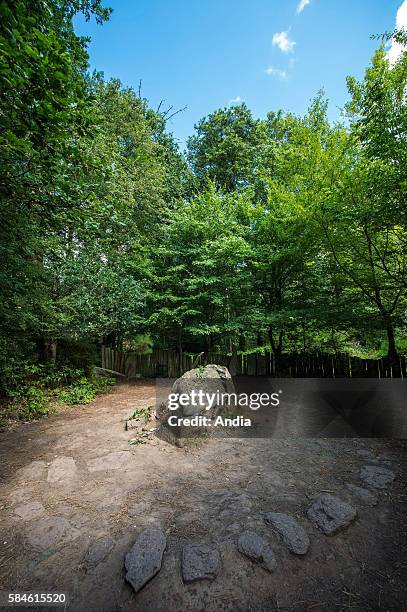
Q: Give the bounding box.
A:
[264,511,310,554]
[125,528,167,592]
[181,543,221,582]
[123,462,396,594]
[85,535,115,567]
[307,494,357,536]
[237,530,277,572]
[360,464,395,489]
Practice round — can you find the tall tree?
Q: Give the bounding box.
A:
[0,0,110,375]
[148,185,253,355]
[187,103,261,192]
[316,43,407,362]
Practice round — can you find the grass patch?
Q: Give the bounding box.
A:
[128,405,153,421]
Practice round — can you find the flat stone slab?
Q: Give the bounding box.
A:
[357,449,375,461]
[307,495,357,536]
[26,517,71,552]
[17,461,47,482]
[55,433,85,450]
[85,536,114,566]
[360,465,395,489]
[125,528,166,593]
[87,451,131,473]
[345,484,378,506]
[14,501,45,521]
[182,544,220,583]
[238,530,277,572]
[264,512,310,555]
[47,456,77,484]
[8,489,32,506]
[212,491,252,521]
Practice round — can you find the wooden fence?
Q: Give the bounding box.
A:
[101,346,406,379]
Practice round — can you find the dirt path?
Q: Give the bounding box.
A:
[0,382,406,611]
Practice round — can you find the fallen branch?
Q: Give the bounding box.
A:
[95,366,127,378]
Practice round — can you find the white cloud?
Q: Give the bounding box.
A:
[388,0,407,65]
[229,96,244,104]
[272,31,296,53]
[265,66,287,79]
[297,0,310,13]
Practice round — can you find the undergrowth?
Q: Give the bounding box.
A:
[0,364,115,428]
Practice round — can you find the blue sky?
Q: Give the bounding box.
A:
[75,0,403,150]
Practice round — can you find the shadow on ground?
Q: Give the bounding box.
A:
[0,381,406,611]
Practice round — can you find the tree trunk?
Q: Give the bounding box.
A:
[178,335,183,376]
[238,334,246,353]
[386,323,398,363]
[268,326,283,358]
[277,331,283,357]
[44,339,57,365]
[267,326,274,351]
[228,345,239,376]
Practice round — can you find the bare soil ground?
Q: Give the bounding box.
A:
[0,381,406,612]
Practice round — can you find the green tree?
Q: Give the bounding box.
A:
[0,0,111,381]
[148,185,253,356]
[187,103,261,192]
[346,45,407,230]
[315,43,407,362]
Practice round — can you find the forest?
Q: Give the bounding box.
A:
[1,0,406,421]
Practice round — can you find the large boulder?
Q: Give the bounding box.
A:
[158,364,236,446]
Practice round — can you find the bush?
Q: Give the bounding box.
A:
[1,382,56,426]
[0,364,115,427]
[56,340,99,375]
[58,374,114,405]
[22,385,50,416]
